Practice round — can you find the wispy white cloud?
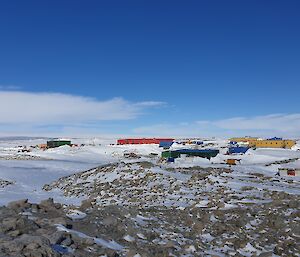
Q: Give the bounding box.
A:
[133,101,166,107]
[133,114,300,138]
[0,91,164,125]
[210,114,300,132]
[1,91,299,139]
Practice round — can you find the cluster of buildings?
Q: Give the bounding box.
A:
[116,136,298,165]
[117,137,296,150]
[117,138,219,161]
[42,137,296,152]
[33,136,299,176]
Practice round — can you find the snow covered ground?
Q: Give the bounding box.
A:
[42,154,300,256]
[0,137,300,256]
[0,137,300,206]
[0,138,164,205]
[0,159,97,205]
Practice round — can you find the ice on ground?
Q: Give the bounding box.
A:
[0,159,99,205]
[195,200,210,208]
[123,235,135,242]
[66,209,87,220]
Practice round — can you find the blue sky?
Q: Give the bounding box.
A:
[0,1,300,138]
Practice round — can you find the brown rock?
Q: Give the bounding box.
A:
[7,199,29,209]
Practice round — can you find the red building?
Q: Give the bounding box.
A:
[117,138,174,145]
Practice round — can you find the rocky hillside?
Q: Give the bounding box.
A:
[40,161,300,256]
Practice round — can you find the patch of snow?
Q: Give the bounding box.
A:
[56,224,124,251]
[201,233,214,242]
[237,242,261,256]
[66,209,87,220]
[123,235,135,242]
[195,200,209,208]
[137,233,146,239]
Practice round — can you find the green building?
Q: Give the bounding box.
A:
[162,149,219,160]
[47,140,71,148]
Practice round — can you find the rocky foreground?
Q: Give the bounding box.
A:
[1,161,300,256]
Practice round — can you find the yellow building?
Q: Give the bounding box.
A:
[229,137,296,149]
[229,137,258,147]
[254,140,296,149]
[285,140,297,148]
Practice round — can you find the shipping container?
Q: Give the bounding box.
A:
[226,159,240,165]
[279,168,300,177]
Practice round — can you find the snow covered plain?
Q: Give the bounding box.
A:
[0,138,300,256]
[0,138,162,205]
